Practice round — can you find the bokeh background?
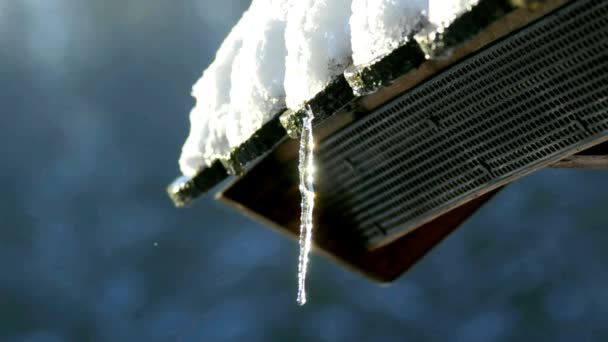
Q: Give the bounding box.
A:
[1,0,608,341]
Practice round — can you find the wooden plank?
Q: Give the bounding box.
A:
[552,155,608,169]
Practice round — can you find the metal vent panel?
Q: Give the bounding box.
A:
[317,0,608,248]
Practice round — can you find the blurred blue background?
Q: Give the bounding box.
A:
[1,0,608,341]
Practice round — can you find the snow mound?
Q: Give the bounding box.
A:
[350,0,427,67]
[179,11,248,176]
[284,0,353,109]
[226,0,290,150]
[350,0,481,67]
[428,0,480,29]
[179,0,481,176]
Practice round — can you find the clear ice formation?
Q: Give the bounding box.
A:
[296,107,315,306]
[179,0,480,176]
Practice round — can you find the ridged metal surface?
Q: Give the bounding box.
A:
[317,0,608,248]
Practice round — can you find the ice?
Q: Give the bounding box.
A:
[350,0,428,67]
[284,0,353,109]
[226,0,290,150]
[296,107,315,306]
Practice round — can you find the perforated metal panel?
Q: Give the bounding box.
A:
[317,0,608,248]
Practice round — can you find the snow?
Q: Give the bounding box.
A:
[226,0,290,150]
[350,0,427,67]
[428,0,480,30]
[179,0,480,176]
[179,10,248,176]
[284,0,353,109]
[350,0,481,67]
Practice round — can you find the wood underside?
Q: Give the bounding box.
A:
[214,0,607,282]
[217,146,504,282]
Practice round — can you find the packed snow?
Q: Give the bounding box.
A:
[428,0,480,30]
[179,10,248,176]
[350,0,427,67]
[226,0,290,150]
[284,0,353,109]
[179,0,480,176]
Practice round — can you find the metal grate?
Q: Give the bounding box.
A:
[317,0,608,248]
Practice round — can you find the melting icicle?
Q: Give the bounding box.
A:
[297,107,315,306]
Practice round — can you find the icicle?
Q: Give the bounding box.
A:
[296,106,315,306]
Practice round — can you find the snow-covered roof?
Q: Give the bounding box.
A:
[179,0,481,177]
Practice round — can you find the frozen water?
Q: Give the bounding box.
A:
[296,107,315,306]
[350,0,428,67]
[284,0,353,109]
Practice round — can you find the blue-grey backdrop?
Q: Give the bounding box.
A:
[1,0,607,341]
